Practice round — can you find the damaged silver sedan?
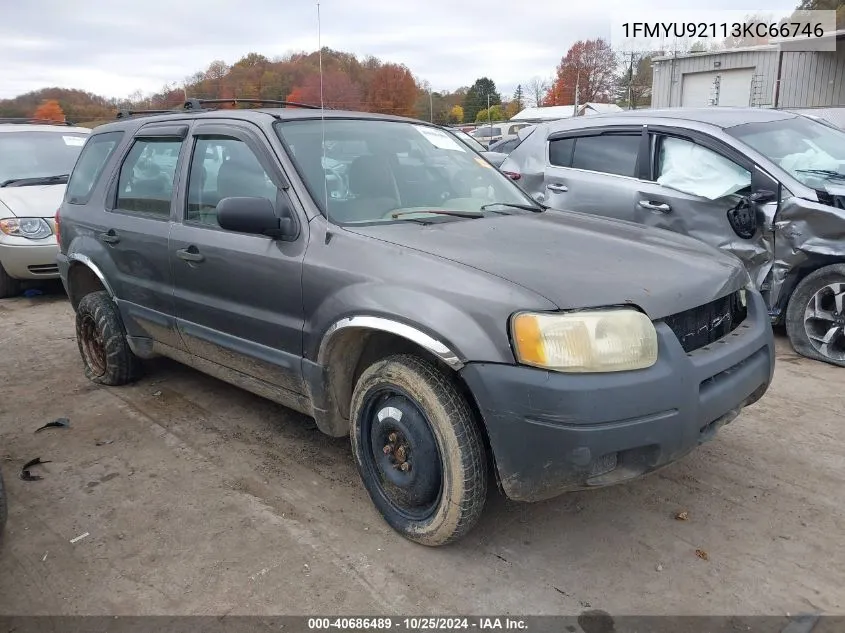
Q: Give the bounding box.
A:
[501,108,845,367]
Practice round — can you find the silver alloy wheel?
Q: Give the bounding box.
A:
[803,282,845,362]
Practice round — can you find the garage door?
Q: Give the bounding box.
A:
[681,69,754,107]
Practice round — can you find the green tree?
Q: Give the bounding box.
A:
[475,104,503,122]
[463,77,501,123]
[512,84,524,111]
[615,53,653,109]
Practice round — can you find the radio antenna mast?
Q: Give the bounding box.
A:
[317,1,331,240]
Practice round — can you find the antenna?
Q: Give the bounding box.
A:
[318,0,331,241]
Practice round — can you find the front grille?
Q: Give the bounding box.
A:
[27,264,59,275]
[663,290,747,353]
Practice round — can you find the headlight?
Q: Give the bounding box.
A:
[0,217,53,240]
[511,309,658,373]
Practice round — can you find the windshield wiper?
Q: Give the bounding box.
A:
[479,201,546,213]
[795,169,845,181]
[390,210,482,220]
[0,174,69,188]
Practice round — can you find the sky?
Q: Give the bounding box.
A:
[1,0,802,101]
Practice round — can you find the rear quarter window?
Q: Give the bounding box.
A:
[66,131,124,204]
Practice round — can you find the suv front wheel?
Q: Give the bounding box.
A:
[350,354,487,546]
[75,291,142,385]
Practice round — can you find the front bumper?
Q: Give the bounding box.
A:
[0,240,60,280]
[460,291,775,502]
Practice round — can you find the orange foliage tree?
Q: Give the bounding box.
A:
[33,99,66,122]
[544,39,616,106]
[286,71,362,109]
[366,64,418,116]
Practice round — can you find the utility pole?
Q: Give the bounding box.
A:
[627,51,635,110]
[573,69,580,117]
[487,93,491,131]
[429,87,433,123]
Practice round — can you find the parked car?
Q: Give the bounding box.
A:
[0,119,90,297]
[488,135,521,154]
[57,102,774,546]
[443,127,509,167]
[501,107,845,367]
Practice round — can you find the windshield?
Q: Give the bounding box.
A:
[0,131,87,186]
[726,116,845,189]
[275,119,540,225]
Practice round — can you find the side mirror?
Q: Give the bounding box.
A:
[216,197,296,240]
[726,197,760,240]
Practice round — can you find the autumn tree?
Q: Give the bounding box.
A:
[545,39,616,106]
[33,99,65,122]
[366,63,418,116]
[463,78,501,123]
[286,71,362,109]
[449,104,464,123]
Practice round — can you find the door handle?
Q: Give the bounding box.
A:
[638,200,671,213]
[547,183,568,193]
[176,247,205,263]
[99,229,120,244]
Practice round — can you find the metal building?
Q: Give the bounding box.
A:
[651,29,845,123]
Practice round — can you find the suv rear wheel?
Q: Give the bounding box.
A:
[75,291,141,385]
[785,263,845,367]
[350,354,487,546]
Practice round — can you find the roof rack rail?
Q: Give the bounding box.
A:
[183,98,325,110]
[116,108,179,120]
[115,97,328,120]
[0,117,74,126]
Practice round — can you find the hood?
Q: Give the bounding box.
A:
[347,210,748,320]
[0,184,65,218]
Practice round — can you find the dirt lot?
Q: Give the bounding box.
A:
[0,289,843,616]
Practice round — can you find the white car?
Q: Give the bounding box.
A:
[0,119,90,297]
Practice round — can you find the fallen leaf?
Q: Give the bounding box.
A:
[695,549,709,561]
[675,511,689,521]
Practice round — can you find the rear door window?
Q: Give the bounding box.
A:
[570,134,640,177]
[66,131,123,204]
[115,138,183,218]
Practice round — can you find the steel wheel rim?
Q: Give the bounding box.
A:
[80,314,107,377]
[803,282,845,362]
[359,386,443,521]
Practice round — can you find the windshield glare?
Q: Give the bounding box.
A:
[727,116,845,189]
[0,131,87,184]
[275,119,538,224]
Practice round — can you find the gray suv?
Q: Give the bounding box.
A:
[57,100,774,546]
[501,107,845,367]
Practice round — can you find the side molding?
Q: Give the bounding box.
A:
[318,316,464,369]
[67,253,117,299]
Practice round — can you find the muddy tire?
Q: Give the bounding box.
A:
[785,263,845,368]
[350,354,487,546]
[0,264,21,299]
[75,291,141,385]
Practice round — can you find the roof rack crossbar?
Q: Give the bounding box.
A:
[0,118,73,126]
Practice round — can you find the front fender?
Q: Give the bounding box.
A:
[306,281,516,366]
